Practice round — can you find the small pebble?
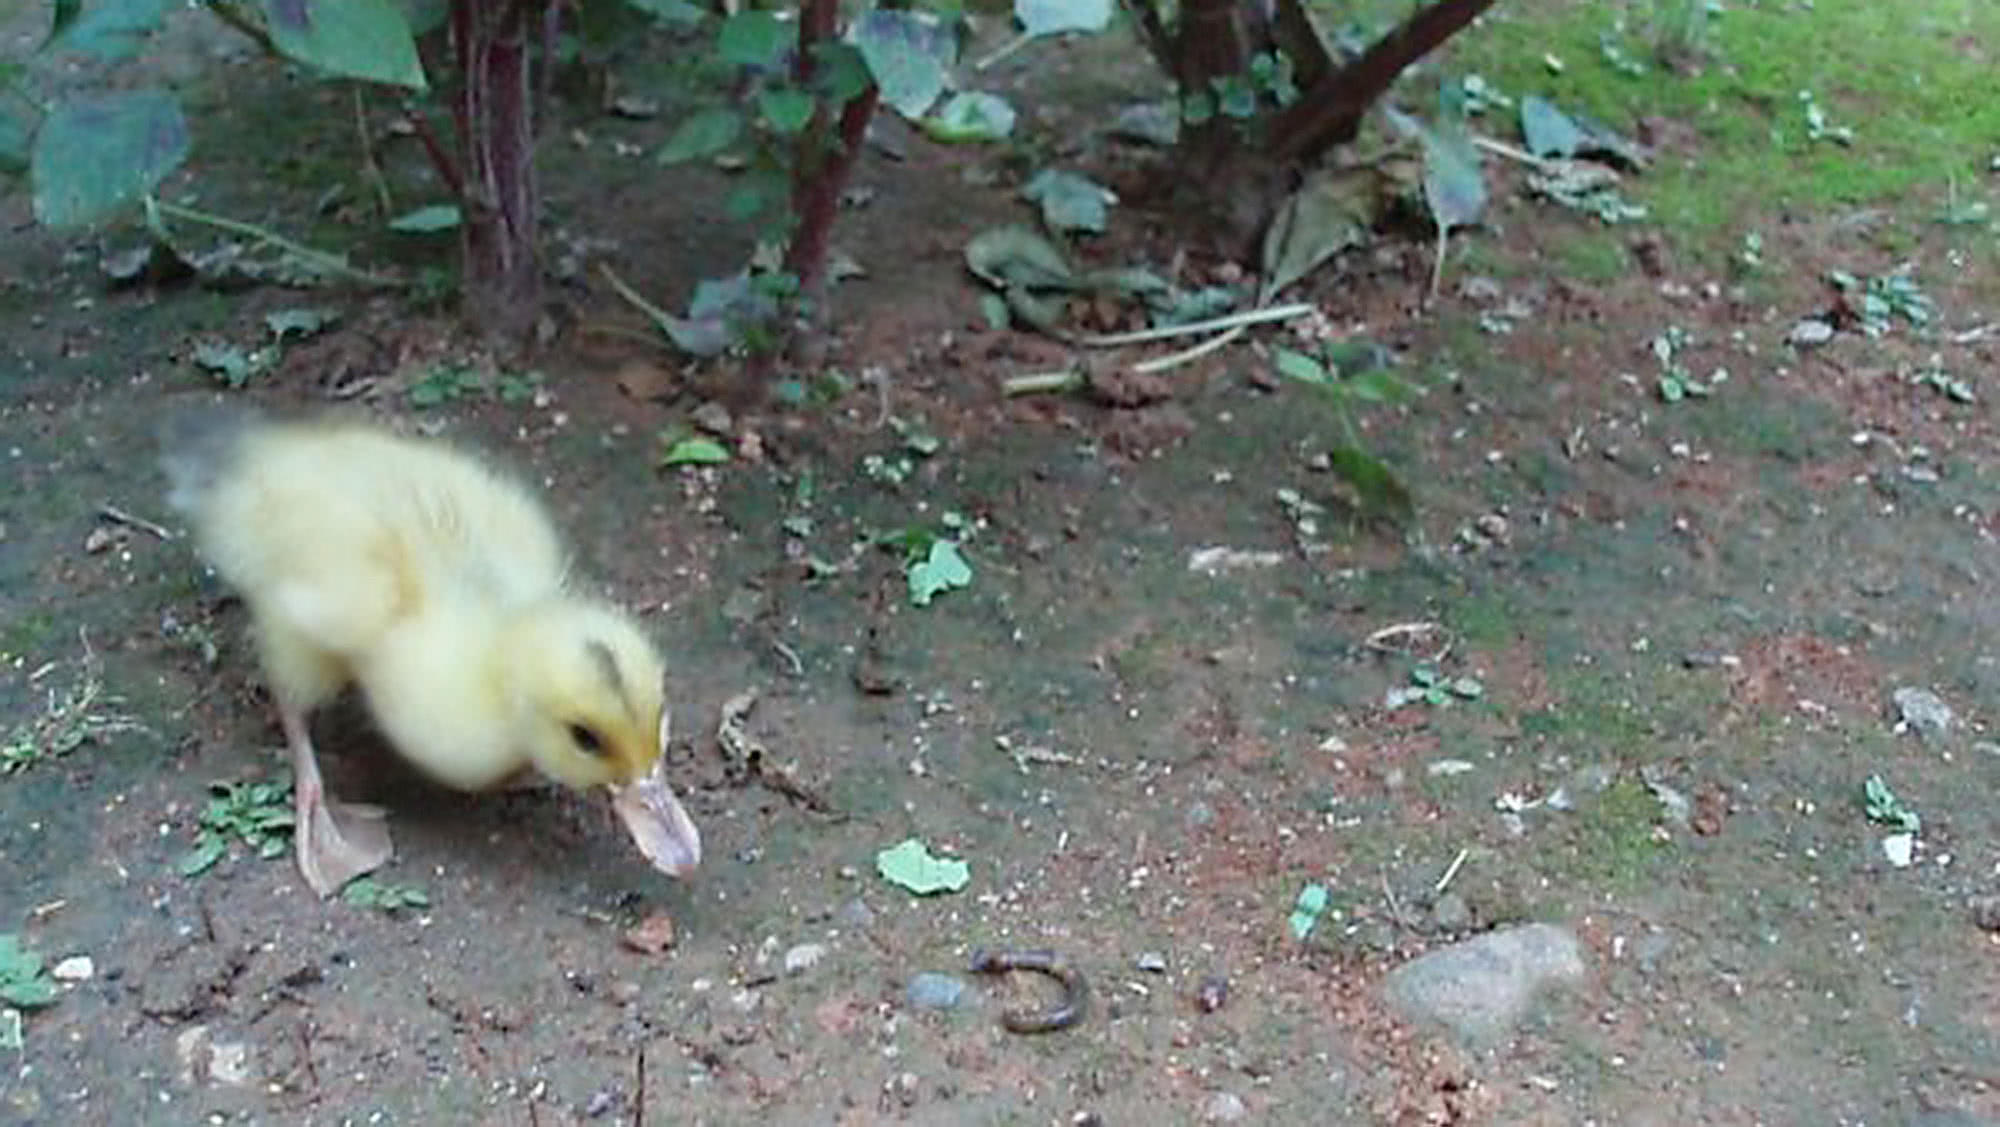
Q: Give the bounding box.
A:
[905,972,968,1011]
[1970,895,2000,933]
[52,956,94,982]
[1196,975,1229,1013]
[783,942,827,976]
[1135,951,1168,974]
[583,1090,616,1118]
[1203,1091,1247,1122]
[835,897,875,928]
[1430,892,1472,933]
[621,912,677,955]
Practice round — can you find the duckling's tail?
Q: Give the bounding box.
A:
[158,401,261,514]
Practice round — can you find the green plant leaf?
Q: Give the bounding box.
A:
[757,88,816,135]
[388,203,460,232]
[1272,346,1330,386]
[259,0,427,90]
[178,834,227,876]
[1258,167,1372,300]
[0,107,29,176]
[1015,0,1112,37]
[921,91,1016,143]
[657,107,743,164]
[875,838,970,895]
[625,0,705,27]
[1287,881,1328,940]
[0,936,57,1010]
[852,9,956,120]
[810,42,872,104]
[31,90,190,228]
[44,0,171,59]
[964,225,1074,290]
[265,308,339,340]
[1384,106,1486,232]
[1519,94,1586,158]
[661,436,732,466]
[1327,445,1415,527]
[718,10,790,69]
[1021,168,1112,233]
[907,539,972,606]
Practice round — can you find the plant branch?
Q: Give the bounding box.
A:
[1267,0,1500,164]
[401,102,468,202]
[144,197,407,288]
[203,0,278,57]
[1119,0,1175,73]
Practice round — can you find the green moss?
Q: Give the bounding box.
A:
[1447,590,1517,648]
[1549,229,1630,282]
[1559,777,1668,885]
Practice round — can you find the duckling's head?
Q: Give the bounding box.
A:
[508,599,701,877]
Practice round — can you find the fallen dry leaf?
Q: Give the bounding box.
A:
[621,911,678,954]
[615,361,674,402]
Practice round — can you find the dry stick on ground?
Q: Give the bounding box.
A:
[1000,303,1315,395]
[1434,847,1470,894]
[98,503,173,540]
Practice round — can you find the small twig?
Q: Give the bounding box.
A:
[203,0,279,55]
[1130,323,1246,374]
[1076,302,1315,348]
[1434,846,1469,894]
[770,639,804,678]
[1427,224,1448,305]
[145,197,407,288]
[973,31,1034,71]
[1380,864,1411,931]
[598,264,678,333]
[1471,133,1555,170]
[632,1043,647,1127]
[1000,368,1084,397]
[98,503,173,541]
[295,1019,321,1099]
[352,88,396,218]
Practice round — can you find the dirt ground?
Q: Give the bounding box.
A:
[2,9,1998,1127]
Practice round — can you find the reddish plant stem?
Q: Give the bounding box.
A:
[1266,0,1500,163]
[452,0,544,344]
[782,0,878,301]
[401,104,467,202]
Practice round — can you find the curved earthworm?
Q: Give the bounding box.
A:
[968,948,1087,1034]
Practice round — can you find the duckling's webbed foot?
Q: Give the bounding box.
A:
[281,705,392,898]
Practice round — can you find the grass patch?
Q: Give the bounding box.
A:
[1434,0,2000,255]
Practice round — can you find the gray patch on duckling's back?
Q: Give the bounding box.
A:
[585,639,632,716]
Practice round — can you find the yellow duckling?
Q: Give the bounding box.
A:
[161,407,701,896]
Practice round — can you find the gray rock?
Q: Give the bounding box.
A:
[1202,1091,1248,1122]
[836,897,876,928]
[783,942,827,976]
[1136,951,1169,974]
[1429,892,1472,933]
[906,972,968,1011]
[1382,923,1587,1050]
[1892,687,1954,738]
[1911,1113,1999,1127]
[1788,318,1835,347]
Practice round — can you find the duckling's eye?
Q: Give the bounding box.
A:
[567,723,607,756]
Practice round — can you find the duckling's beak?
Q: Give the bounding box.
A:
[610,763,701,877]
[608,708,701,877]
